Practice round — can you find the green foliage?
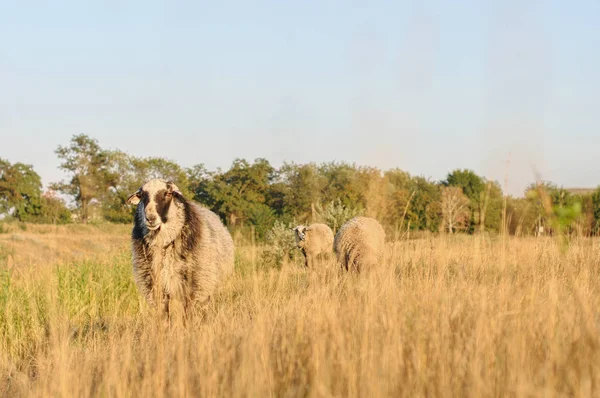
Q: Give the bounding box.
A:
[387,174,442,232]
[480,181,504,233]
[55,255,140,320]
[444,169,503,233]
[249,204,277,240]
[190,158,275,227]
[0,268,49,364]
[261,221,298,268]
[506,197,537,235]
[103,151,191,223]
[0,159,43,221]
[319,162,362,209]
[523,182,590,237]
[276,162,325,221]
[35,193,72,224]
[406,176,443,232]
[8,133,600,238]
[444,169,484,202]
[52,134,116,223]
[553,201,582,234]
[131,156,191,196]
[316,199,364,233]
[592,187,600,234]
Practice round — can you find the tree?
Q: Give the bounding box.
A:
[524,182,584,236]
[406,176,442,232]
[479,180,504,233]
[276,162,325,222]
[187,164,212,203]
[355,166,387,221]
[193,158,275,227]
[130,157,191,196]
[103,152,192,223]
[441,186,470,233]
[505,197,538,236]
[592,187,600,234]
[444,169,503,233]
[384,168,411,190]
[384,171,441,233]
[0,159,43,221]
[37,191,72,224]
[319,162,362,210]
[315,198,363,233]
[52,134,115,223]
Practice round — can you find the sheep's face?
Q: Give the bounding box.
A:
[126,179,183,232]
[293,225,310,247]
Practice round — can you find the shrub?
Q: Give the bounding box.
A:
[261,221,298,268]
[316,199,364,233]
[249,204,277,241]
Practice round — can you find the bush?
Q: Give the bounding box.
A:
[261,221,298,268]
[249,204,277,241]
[25,194,72,224]
[316,199,364,233]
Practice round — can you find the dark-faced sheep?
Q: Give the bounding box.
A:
[126,179,234,320]
[293,223,334,268]
[334,216,386,272]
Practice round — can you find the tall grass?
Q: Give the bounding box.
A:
[1,226,600,396]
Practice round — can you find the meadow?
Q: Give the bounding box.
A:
[1,223,600,397]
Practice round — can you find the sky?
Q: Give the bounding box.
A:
[1,0,598,197]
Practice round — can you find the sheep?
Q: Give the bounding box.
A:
[292,223,334,268]
[334,216,386,272]
[126,179,234,321]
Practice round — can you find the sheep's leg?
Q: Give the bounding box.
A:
[182,270,194,316]
[158,292,170,327]
[134,265,156,307]
[185,291,211,316]
[168,296,187,327]
[344,253,352,271]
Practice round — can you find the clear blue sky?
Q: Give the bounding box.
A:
[1,0,598,196]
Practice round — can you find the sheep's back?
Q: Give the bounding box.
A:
[334,217,385,272]
[307,223,334,254]
[192,204,235,278]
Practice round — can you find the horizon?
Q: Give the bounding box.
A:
[6,133,596,200]
[2,1,599,196]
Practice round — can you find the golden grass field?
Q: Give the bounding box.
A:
[1,223,600,397]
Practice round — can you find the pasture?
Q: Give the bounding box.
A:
[1,223,600,397]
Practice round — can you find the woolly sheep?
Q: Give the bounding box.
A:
[334,216,386,272]
[293,223,334,268]
[126,179,234,320]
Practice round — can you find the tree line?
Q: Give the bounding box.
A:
[2,134,599,238]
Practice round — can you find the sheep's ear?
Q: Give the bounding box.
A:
[126,190,141,205]
[305,226,311,232]
[166,181,185,201]
[172,190,185,201]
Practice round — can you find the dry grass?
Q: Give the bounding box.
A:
[1,224,600,397]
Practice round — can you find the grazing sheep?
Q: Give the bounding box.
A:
[126,179,234,320]
[334,216,386,272]
[293,223,334,268]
